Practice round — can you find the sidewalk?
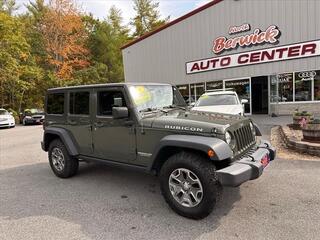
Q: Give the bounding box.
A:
[249,115,291,139]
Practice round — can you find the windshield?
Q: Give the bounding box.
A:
[196,94,238,106]
[25,109,44,115]
[0,110,9,115]
[128,85,186,112]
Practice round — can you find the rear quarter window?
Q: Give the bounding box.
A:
[47,93,65,114]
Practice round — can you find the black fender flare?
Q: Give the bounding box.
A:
[150,135,233,170]
[42,127,79,156]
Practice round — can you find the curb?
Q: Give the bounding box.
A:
[278,126,320,157]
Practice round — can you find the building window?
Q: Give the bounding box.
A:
[313,71,320,101]
[206,81,223,90]
[47,93,64,115]
[176,84,190,103]
[270,73,294,102]
[295,71,313,102]
[195,83,205,100]
[69,92,90,115]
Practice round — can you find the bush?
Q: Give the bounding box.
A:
[294,110,313,116]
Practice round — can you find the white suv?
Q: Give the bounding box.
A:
[192,90,248,116]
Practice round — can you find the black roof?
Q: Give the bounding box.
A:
[47,82,171,92]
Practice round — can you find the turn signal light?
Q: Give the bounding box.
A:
[208,149,215,158]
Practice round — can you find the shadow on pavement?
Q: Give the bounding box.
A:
[0,162,241,240]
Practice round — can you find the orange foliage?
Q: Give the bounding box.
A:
[41,0,89,80]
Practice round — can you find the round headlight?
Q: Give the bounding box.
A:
[225,131,232,144]
[225,131,236,149]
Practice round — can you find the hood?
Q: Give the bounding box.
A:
[140,109,246,135]
[0,114,11,119]
[192,105,243,115]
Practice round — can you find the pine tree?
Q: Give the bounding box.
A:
[131,0,169,37]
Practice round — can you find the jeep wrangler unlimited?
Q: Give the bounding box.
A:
[42,83,276,219]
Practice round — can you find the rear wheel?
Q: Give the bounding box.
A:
[160,151,221,219]
[48,139,79,178]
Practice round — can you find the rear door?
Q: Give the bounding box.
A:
[92,87,136,163]
[66,90,93,155]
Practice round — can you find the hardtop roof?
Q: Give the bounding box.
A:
[47,82,172,92]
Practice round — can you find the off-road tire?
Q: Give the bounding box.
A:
[160,151,221,220]
[48,139,79,178]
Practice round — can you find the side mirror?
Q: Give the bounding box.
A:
[112,107,129,119]
[9,112,13,115]
[241,99,248,104]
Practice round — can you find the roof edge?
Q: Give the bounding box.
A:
[121,0,224,50]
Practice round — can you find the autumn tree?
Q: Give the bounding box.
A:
[131,0,169,37]
[41,0,89,81]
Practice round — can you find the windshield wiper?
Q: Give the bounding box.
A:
[139,107,168,113]
[163,105,187,111]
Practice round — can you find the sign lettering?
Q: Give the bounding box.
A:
[186,40,320,74]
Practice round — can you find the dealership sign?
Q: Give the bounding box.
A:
[213,25,281,54]
[186,40,320,74]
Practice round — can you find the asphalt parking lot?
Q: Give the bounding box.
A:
[0,124,320,240]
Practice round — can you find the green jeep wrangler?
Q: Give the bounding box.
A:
[41,83,276,219]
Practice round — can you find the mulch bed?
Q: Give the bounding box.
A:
[270,126,320,160]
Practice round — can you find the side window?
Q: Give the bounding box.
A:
[97,91,126,116]
[47,93,64,114]
[69,92,90,115]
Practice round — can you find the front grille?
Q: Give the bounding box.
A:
[0,118,8,122]
[234,124,255,153]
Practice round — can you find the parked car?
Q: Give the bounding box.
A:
[42,83,276,219]
[20,108,45,125]
[192,90,248,115]
[0,108,15,128]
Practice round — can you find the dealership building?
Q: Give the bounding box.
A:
[121,0,320,115]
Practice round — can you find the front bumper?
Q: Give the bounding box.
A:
[25,118,44,124]
[216,140,276,187]
[0,120,15,128]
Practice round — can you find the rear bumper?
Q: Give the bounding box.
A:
[216,140,276,187]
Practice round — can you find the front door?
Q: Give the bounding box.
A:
[92,87,136,163]
[251,76,269,114]
[66,90,93,155]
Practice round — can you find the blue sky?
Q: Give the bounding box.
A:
[15,0,211,24]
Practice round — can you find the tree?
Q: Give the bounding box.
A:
[85,7,129,84]
[0,12,29,107]
[41,0,90,80]
[131,0,169,37]
[0,0,18,15]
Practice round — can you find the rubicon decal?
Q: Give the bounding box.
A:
[186,40,320,74]
[165,125,204,132]
[213,25,281,54]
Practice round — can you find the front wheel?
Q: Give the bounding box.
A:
[48,139,79,178]
[160,151,221,219]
